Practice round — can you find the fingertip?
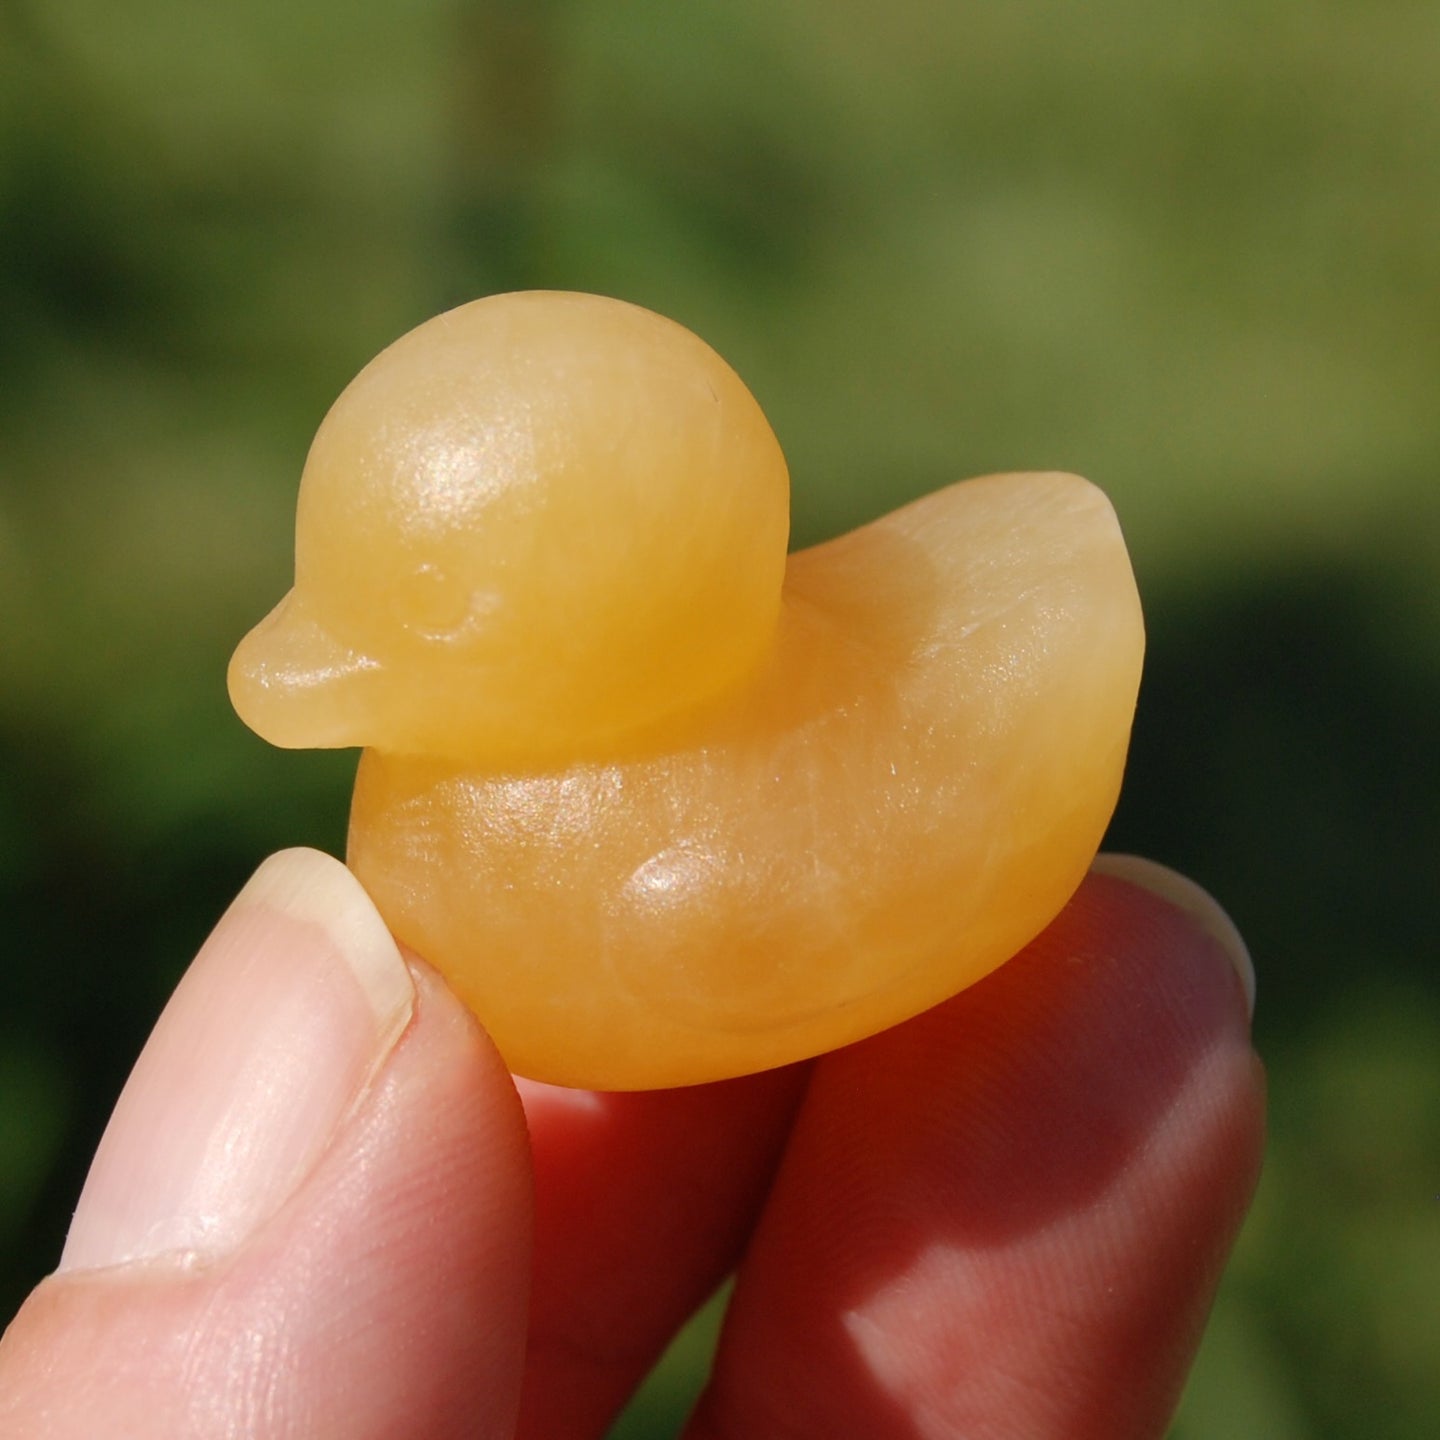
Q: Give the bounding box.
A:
[691,858,1266,1440]
[516,1064,808,1438]
[59,847,416,1274]
[1090,853,1255,1020]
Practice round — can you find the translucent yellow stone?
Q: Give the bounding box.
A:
[230,291,1144,1089]
[229,291,788,767]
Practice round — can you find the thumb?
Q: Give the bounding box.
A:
[0,849,532,1440]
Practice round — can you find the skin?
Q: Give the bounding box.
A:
[0,854,1264,1440]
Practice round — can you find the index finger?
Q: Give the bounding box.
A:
[689,862,1265,1440]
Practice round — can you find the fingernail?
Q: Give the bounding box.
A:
[1090,853,1256,1020]
[60,848,414,1273]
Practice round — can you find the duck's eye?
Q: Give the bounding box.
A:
[394,563,489,643]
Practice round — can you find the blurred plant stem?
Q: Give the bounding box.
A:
[445,0,566,302]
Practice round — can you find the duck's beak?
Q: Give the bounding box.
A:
[228,589,385,750]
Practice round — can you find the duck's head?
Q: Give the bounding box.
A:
[229,292,790,767]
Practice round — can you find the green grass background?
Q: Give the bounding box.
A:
[2,1,1437,1434]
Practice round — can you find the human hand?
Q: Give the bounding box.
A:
[0,848,1262,1439]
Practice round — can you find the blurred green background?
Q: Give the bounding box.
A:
[1,0,1437,1434]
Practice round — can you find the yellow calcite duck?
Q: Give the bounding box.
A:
[230,290,1144,1090]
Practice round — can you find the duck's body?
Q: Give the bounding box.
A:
[230,292,1143,1089]
[347,470,1140,1089]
